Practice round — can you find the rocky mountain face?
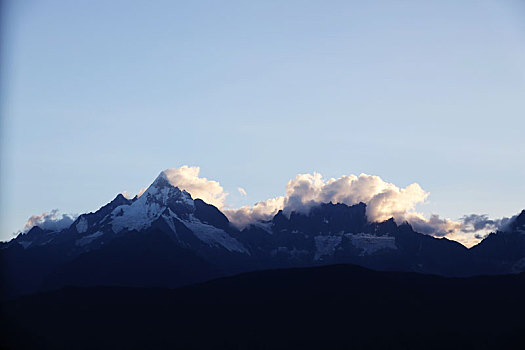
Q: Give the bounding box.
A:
[2,171,524,299]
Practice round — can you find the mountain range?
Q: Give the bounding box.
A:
[2,170,525,299]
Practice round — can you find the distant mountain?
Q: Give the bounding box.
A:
[1,172,252,298]
[2,264,525,349]
[1,170,524,299]
[470,210,525,273]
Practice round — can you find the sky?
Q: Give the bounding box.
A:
[1,0,524,243]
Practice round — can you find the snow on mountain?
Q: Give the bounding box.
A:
[106,171,247,253]
[314,235,342,260]
[110,172,195,233]
[312,233,397,260]
[347,233,397,256]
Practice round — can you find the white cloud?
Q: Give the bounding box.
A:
[136,188,147,198]
[123,188,147,199]
[225,172,430,229]
[407,213,462,237]
[163,166,227,208]
[237,187,247,196]
[221,171,508,247]
[223,196,285,228]
[22,209,77,233]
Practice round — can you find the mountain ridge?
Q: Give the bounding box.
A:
[2,171,524,299]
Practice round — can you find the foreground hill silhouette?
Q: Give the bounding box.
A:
[2,264,525,349]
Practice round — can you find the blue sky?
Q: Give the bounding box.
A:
[1,0,524,242]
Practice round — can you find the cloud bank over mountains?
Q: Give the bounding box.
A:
[20,166,513,247]
[223,172,431,229]
[161,166,511,247]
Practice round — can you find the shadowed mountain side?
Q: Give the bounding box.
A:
[1,264,525,350]
[42,228,220,290]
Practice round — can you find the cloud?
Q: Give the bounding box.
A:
[163,166,227,208]
[136,188,147,198]
[225,172,430,229]
[407,213,462,237]
[460,214,514,233]
[403,213,517,247]
[22,209,77,233]
[283,173,429,224]
[220,171,512,247]
[223,196,285,228]
[441,230,483,248]
[122,191,133,199]
[237,187,247,196]
[122,188,147,199]
[437,213,519,247]
[474,233,489,240]
[139,167,432,231]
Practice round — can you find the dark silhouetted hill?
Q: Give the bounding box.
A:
[2,264,525,350]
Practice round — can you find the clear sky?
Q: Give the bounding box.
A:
[1,0,524,242]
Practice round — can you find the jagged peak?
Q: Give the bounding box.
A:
[140,171,194,206]
[108,172,196,234]
[151,171,171,188]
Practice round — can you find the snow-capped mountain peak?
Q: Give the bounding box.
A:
[143,171,194,204]
[4,170,249,258]
[110,172,196,233]
[103,171,248,253]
